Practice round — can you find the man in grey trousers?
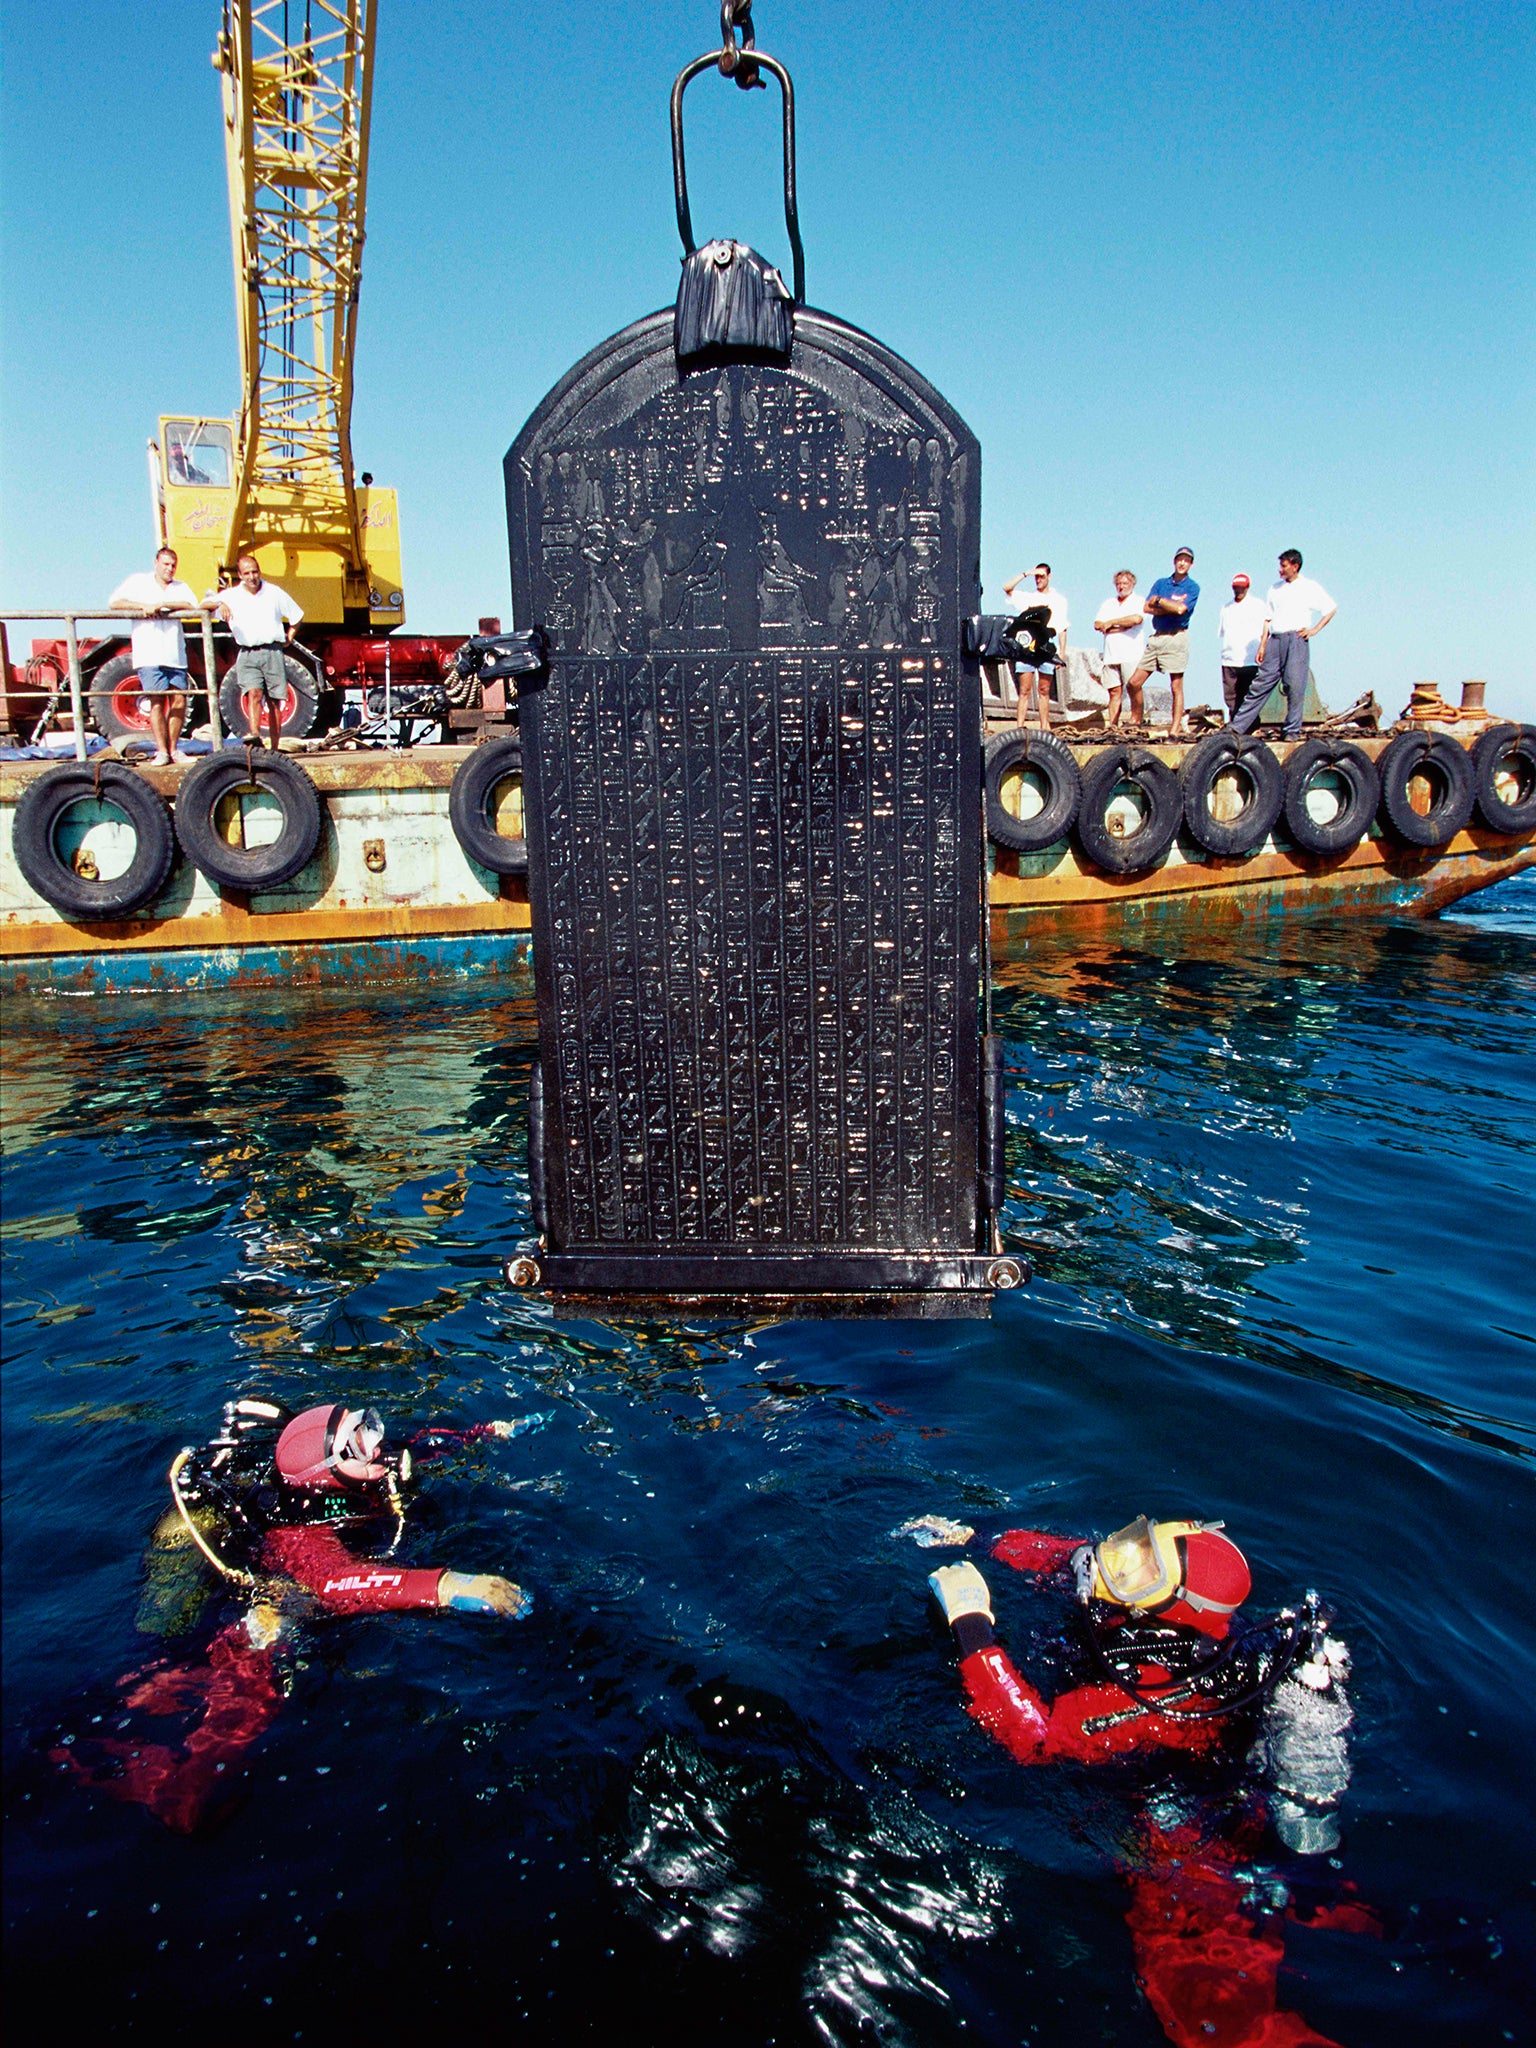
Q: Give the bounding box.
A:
[1230,550,1336,739]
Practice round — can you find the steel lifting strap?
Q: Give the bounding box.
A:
[670,23,805,304]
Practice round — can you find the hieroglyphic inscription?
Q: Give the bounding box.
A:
[524,357,963,661]
[533,652,963,1249]
[510,310,982,1262]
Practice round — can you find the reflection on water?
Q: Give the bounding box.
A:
[3,873,1533,2044]
[994,903,1536,1461]
[616,1712,1010,2041]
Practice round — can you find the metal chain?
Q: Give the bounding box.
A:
[718,0,764,88]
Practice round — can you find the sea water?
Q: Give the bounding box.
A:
[3,873,1532,2044]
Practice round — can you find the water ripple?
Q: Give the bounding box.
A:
[4,873,1533,2043]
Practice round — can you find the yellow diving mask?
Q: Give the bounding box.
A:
[1088,1515,1216,1610]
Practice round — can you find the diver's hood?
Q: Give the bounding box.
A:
[275,1403,395,1492]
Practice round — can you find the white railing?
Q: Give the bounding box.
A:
[0,608,225,759]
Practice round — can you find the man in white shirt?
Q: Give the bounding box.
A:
[1216,573,1269,714]
[202,552,304,753]
[1093,569,1149,728]
[1002,563,1069,728]
[108,546,200,763]
[1230,550,1336,739]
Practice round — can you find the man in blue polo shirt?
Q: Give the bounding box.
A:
[1123,547,1200,736]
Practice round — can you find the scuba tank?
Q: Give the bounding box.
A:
[137,1399,294,1628]
[1081,1576,1355,1853]
[137,1504,224,1638]
[1250,1609,1353,1855]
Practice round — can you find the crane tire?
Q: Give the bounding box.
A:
[88,651,181,742]
[218,657,319,740]
[449,739,528,876]
[983,729,1081,852]
[1281,739,1380,855]
[174,751,323,891]
[1075,745,1181,874]
[1377,731,1475,848]
[1469,722,1536,835]
[1178,731,1284,856]
[11,762,176,919]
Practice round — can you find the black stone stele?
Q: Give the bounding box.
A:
[499,15,1024,1307]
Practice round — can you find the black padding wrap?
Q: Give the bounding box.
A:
[952,1612,996,1659]
[675,241,794,364]
[453,628,549,684]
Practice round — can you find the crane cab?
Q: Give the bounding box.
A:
[150,415,406,631]
[151,418,235,601]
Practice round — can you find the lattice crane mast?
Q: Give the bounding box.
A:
[151,0,403,631]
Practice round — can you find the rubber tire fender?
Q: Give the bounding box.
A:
[1075,745,1182,874]
[1178,731,1284,856]
[1376,731,1475,848]
[449,738,528,877]
[218,656,319,740]
[174,750,323,890]
[983,729,1081,852]
[11,761,177,918]
[1469,722,1536,835]
[1282,739,1381,854]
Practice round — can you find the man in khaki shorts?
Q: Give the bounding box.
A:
[1093,569,1149,728]
[202,552,304,753]
[1123,547,1201,736]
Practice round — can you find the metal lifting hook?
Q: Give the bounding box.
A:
[672,1,805,305]
[719,0,764,88]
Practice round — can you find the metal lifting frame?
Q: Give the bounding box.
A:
[215,0,377,596]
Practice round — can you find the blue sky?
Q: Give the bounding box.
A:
[3,0,1532,717]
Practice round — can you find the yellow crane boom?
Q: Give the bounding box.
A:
[149,1,402,628]
[214,0,378,616]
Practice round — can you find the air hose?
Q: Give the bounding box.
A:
[380,1470,407,1556]
[168,1448,259,1588]
[1084,1599,1316,1722]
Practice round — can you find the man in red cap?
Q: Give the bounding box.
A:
[1218,573,1270,716]
[917,1513,1361,2048]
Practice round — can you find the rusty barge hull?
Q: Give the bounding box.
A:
[0,750,531,996]
[991,829,1534,945]
[1,742,1530,995]
[987,729,1534,944]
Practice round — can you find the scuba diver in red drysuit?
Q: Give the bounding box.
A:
[923,1514,1370,2048]
[55,1397,535,1834]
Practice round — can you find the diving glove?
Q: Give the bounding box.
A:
[244,1601,287,1651]
[485,1414,552,1440]
[438,1571,532,1619]
[895,1514,975,1549]
[928,1561,994,1627]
